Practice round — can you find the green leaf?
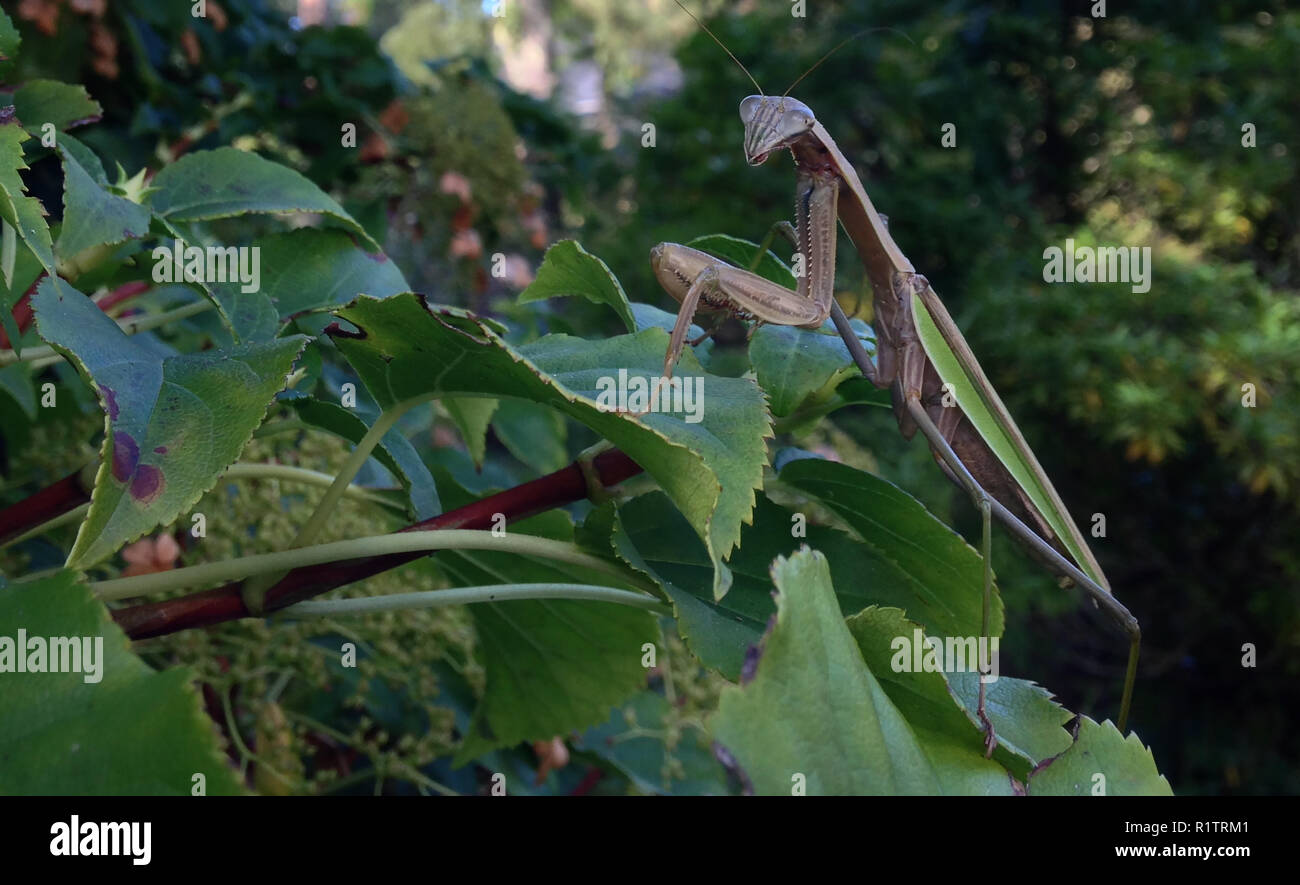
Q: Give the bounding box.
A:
[330,295,770,600]
[491,397,568,474]
[0,570,245,795]
[710,547,941,795]
[57,133,107,184]
[1,218,13,290]
[847,605,1071,784]
[459,599,658,764]
[206,282,277,344]
[948,671,1076,768]
[827,375,893,411]
[0,362,36,418]
[749,318,873,418]
[608,493,759,678]
[31,278,308,567]
[442,397,498,469]
[0,8,20,74]
[576,691,729,795]
[518,239,636,334]
[54,144,151,262]
[685,233,796,289]
[1027,717,1173,796]
[287,396,439,520]
[778,457,1005,638]
[628,300,705,337]
[208,227,409,341]
[12,81,102,136]
[0,122,55,273]
[148,147,378,250]
[0,233,41,352]
[611,490,997,680]
[435,514,659,765]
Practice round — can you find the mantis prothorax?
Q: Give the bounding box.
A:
[652,5,1140,752]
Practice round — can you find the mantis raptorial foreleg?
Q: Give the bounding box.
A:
[662,265,719,381]
[652,170,837,376]
[649,210,834,383]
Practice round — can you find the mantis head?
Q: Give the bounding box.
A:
[740,96,817,166]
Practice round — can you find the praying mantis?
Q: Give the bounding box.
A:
[650,4,1140,753]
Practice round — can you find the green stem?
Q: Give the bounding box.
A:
[220,685,285,783]
[252,419,314,439]
[394,763,458,797]
[317,769,379,796]
[238,395,433,610]
[275,583,671,619]
[12,565,68,584]
[89,530,652,602]
[290,395,431,549]
[118,299,214,334]
[221,462,404,512]
[285,711,457,797]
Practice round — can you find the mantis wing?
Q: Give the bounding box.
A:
[910,286,1109,591]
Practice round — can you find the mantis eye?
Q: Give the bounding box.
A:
[739,96,762,124]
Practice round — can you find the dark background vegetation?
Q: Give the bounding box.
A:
[4,0,1296,793]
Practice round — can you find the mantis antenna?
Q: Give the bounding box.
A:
[783,27,916,96]
[670,3,913,99]
[672,0,765,95]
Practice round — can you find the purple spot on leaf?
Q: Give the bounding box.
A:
[740,645,762,685]
[99,385,119,420]
[112,432,139,482]
[130,465,164,504]
[154,446,167,454]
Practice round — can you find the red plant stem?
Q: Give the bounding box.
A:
[0,470,92,547]
[112,449,644,640]
[94,280,151,314]
[569,766,606,797]
[0,276,42,349]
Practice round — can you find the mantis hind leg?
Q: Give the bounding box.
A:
[902,396,1000,755]
[902,395,1140,734]
[976,496,996,758]
[829,301,884,388]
